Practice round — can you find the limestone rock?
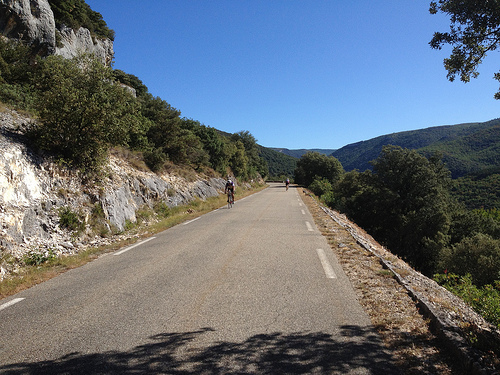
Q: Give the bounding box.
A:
[0,0,114,64]
[0,108,226,278]
[0,0,56,55]
[55,25,114,66]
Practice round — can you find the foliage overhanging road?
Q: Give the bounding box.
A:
[0,183,399,374]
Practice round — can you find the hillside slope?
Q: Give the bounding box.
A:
[271,148,336,159]
[331,118,500,177]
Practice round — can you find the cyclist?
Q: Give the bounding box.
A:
[225,178,235,203]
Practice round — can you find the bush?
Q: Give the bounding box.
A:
[154,202,171,218]
[30,54,146,175]
[48,0,115,40]
[58,207,84,232]
[435,273,500,329]
[309,177,333,197]
[439,233,500,286]
[23,249,56,266]
[294,152,343,187]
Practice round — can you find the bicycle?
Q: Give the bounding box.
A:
[227,190,234,209]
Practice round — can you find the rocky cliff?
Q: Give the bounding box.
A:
[0,0,114,64]
[0,108,226,279]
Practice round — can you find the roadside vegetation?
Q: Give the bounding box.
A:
[0,5,270,298]
[296,147,500,329]
[0,183,265,299]
[0,38,268,181]
[292,0,500,330]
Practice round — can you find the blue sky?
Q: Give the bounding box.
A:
[86,0,500,150]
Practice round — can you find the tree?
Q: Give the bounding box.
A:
[439,233,500,286]
[48,0,115,40]
[182,119,228,174]
[430,0,500,98]
[331,146,452,274]
[231,131,268,178]
[294,152,344,187]
[31,54,143,174]
[370,146,452,272]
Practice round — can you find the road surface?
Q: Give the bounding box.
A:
[0,183,399,374]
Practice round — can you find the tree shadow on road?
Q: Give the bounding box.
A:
[0,325,401,374]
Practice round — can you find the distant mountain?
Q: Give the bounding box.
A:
[258,146,297,179]
[331,118,500,178]
[271,148,337,159]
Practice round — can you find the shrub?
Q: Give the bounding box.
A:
[23,249,56,266]
[154,202,171,218]
[309,177,333,197]
[58,207,84,232]
[30,54,146,175]
[439,233,500,286]
[435,273,500,329]
[294,152,343,187]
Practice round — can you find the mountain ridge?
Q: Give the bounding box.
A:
[269,148,337,159]
[330,118,500,178]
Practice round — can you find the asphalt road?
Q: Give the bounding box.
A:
[0,183,399,374]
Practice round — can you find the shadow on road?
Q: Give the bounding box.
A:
[0,325,400,374]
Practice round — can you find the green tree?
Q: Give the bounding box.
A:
[231,131,268,178]
[182,119,228,174]
[430,0,500,98]
[370,146,452,272]
[0,39,36,109]
[113,69,148,97]
[439,233,500,286]
[48,0,115,40]
[308,177,333,197]
[229,140,249,179]
[30,54,142,174]
[294,152,344,187]
[332,146,452,274]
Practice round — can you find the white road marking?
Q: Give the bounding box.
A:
[114,237,156,256]
[301,209,306,215]
[305,221,314,232]
[316,249,337,279]
[183,217,201,225]
[299,203,303,207]
[0,298,25,312]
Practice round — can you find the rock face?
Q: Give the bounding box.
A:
[55,24,114,66]
[0,0,56,55]
[0,108,226,275]
[0,0,114,64]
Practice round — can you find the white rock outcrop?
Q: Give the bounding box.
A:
[0,0,56,55]
[0,0,114,64]
[55,25,113,65]
[0,109,225,276]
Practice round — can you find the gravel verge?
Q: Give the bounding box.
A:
[300,189,500,375]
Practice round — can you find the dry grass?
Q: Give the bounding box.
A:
[299,190,462,375]
[0,184,267,300]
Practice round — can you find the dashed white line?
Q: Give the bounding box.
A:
[114,237,156,256]
[305,221,314,232]
[316,249,337,279]
[0,298,25,312]
[301,209,306,215]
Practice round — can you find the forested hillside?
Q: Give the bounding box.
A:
[295,147,500,330]
[331,119,500,177]
[258,146,297,180]
[271,148,336,159]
